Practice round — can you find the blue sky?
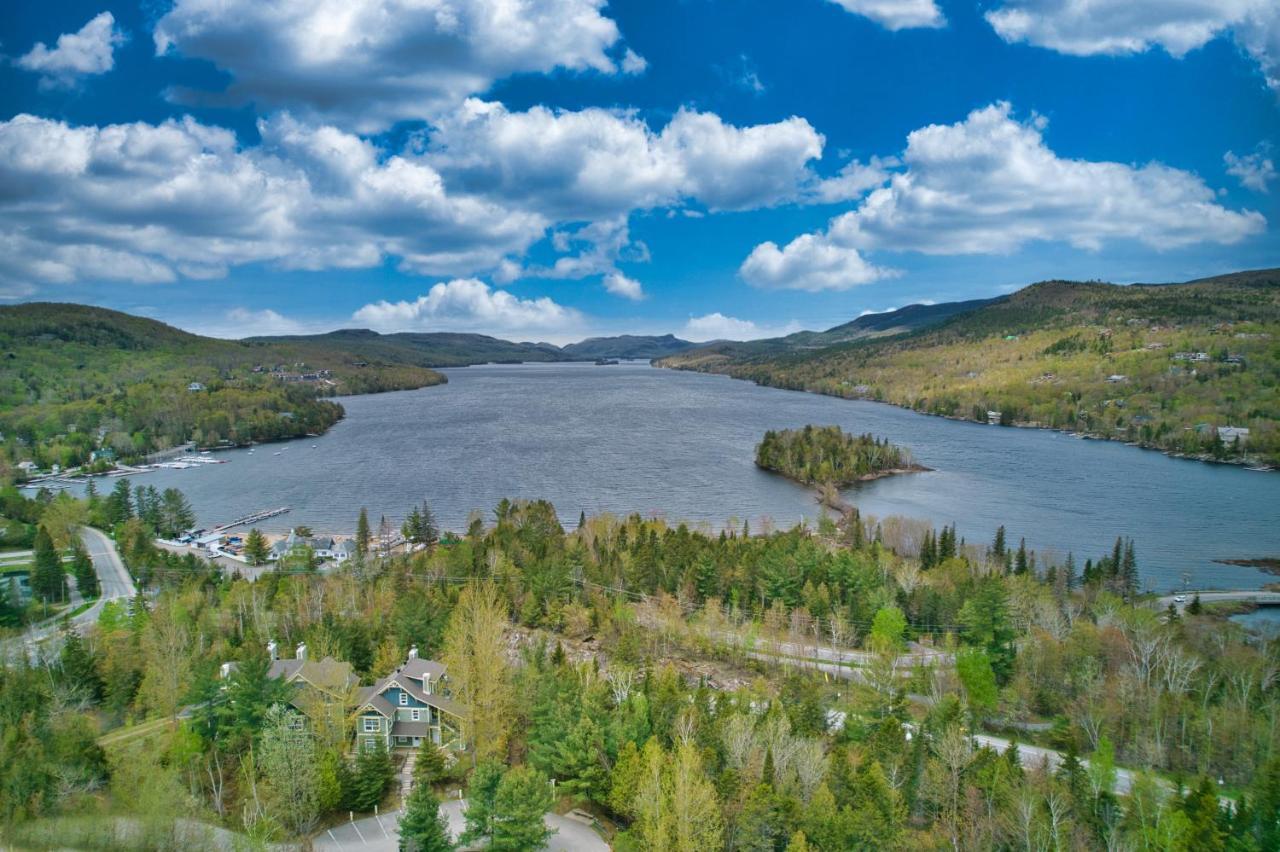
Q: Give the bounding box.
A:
[2,0,1278,343]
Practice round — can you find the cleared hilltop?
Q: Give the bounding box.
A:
[659,269,1280,466]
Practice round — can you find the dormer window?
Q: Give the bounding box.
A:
[399,691,408,706]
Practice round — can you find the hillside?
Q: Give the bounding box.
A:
[659,270,1280,466]
[248,328,564,367]
[667,297,997,365]
[0,303,446,476]
[253,330,701,363]
[560,333,698,360]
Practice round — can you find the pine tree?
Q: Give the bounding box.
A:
[461,759,505,846]
[417,502,439,547]
[356,508,371,557]
[992,525,1006,560]
[400,783,454,852]
[31,526,65,603]
[1014,538,1028,575]
[160,488,196,538]
[106,479,133,526]
[244,528,270,566]
[71,541,99,598]
[413,745,447,788]
[556,714,610,803]
[1121,539,1139,600]
[60,625,103,703]
[490,765,554,852]
[1181,776,1226,851]
[350,741,394,812]
[1188,593,1203,615]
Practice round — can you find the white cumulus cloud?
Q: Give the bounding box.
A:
[429,99,825,220]
[681,312,802,342]
[740,234,897,291]
[985,0,1280,91]
[1225,147,1277,192]
[17,11,125,88]
[741,103,1266,291]
[153,0,634,131]
[0,113,547,292]
[352,278,584,338]
[828,0,945,30]
[602,272,645,300]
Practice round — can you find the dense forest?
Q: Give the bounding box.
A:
[3,486,1279,850]
[756,426,916,486]
[661,271,1280,467]
[0,303,446,473]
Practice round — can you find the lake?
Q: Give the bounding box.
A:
[68,361,1280,592]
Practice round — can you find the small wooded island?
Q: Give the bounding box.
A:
[756,424,925,485]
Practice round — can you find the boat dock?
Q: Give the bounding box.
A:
[213,507,290,532]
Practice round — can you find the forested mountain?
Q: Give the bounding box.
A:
[559,333,698,360]
[680,297,999,363]
[255,330,702,363]
[247,328,565,367]
[659,270,1280,466]
[0,303,445,473]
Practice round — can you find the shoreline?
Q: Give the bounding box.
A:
[659,362,1275,472]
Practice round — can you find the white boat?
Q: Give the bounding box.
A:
[273,451,282,456]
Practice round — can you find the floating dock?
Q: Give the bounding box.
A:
[213,507,290,532]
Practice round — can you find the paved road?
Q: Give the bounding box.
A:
[1155,590,1280,613]
[313,798,608,852]
[2,527,136,661]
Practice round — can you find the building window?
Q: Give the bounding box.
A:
[363,717,379,733]
[399,692,408,706]
[411,709,421,722]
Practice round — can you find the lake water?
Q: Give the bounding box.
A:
[1231,608,1280,634]
[65,362,1280,592]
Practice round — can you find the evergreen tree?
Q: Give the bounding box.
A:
[159,488,196,538]
[736,783,787,852]
[1014,538,1029,575]
[608,740,643,819]
[350,741,395,812]
[462,759,505,845]
[417,502,439,547]
[31,526,65,603]
[1181,776,1226,851]
[71,541,99,598]
[1121,538,1139,600]
[60,625,103,704]
[556,714,610,803]
[356,508,371,557]
[105,478,133,526]
[992,525,1006,560]
[958,578,1016,684]
[1188,593,1203,615]
[491,765,554,852]
[244,528,270,566]
[400,783,454,852]
[847,761,902,848]
[413,744,447,788]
